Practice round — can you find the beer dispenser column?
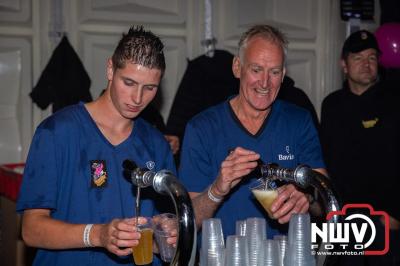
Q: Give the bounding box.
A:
[122,160,196,266]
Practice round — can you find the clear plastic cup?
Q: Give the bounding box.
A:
[207,246,225,266]
[201,218,224,265]
[250,178,279,218]
[245,217,266,266]
[273,235,288,266]
[153,213,178,262]
[132,217,153,265]
[285,213,316,266]
[224,235,249,266]
[235,220,247,236]
[257,239,280,266]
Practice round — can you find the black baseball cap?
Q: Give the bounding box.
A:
[341,30,381,59]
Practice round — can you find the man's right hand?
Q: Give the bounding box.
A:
[211,146,260,197]
[21,209,148,257]
[97,217,149,256]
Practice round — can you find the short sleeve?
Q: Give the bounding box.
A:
[178,120,213,192]
[16,125,59,212]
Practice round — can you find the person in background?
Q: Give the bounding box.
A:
[278,76,319,130]
[140,103,180,155]
[179,24,327,238]
[16,25,176,265]
[320,29,400,265]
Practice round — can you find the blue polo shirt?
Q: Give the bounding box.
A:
[17,102,176,265]
[179,99,325,238]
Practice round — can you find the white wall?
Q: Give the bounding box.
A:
[0,0,380,164]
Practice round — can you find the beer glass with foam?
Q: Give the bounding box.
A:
[250,178,279,218]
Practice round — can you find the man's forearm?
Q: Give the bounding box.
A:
[22,210,91,249]
[190,187,223,229]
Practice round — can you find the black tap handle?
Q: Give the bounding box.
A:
[122,159,137,171]
[122,160,137,182]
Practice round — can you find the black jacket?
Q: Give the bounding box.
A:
[30,36,92,113]
[166,50,239,139]
[320,80,400,220]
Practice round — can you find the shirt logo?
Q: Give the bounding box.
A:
[146,161,155,170]
[90,160,108,187]
[362,118,379,128]
[278,145,295,161]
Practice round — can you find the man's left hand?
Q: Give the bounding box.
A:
[270,184,309,224]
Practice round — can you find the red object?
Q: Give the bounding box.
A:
[0,163,25,201]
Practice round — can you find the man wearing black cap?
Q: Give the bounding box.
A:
[320,30,400,265]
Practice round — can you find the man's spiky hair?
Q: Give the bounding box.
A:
[112,25,166,76]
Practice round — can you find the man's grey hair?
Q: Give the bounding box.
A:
[238,24,288,63]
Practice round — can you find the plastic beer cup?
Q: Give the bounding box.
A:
[132,218,153,265]
[250,178,279,218]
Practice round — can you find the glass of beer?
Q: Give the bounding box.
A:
[250,178,279,218]
[132,217,153,265]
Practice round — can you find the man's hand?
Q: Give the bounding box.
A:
[212,146,260,197]
[21,210,150,255]
[165,135,180,155]
[97,217,147,256]
[152,214,178,253]
[270,184,309,224]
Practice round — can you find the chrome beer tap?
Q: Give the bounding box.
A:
[260,163,341,224]
[260,163,342,266]
[122,160,196,266]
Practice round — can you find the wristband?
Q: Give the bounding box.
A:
[83,224,94,247]
[207,185,223,203]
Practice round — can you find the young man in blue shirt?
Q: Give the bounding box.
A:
[17,26,176,265]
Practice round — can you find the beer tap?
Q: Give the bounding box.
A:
[260,163,342,266]
[122,160,196,266]
[260,163,342,224]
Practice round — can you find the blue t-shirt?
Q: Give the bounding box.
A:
[17,102,176,265]
[179,99,325,238]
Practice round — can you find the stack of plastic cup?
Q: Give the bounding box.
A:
[245,217,266,266]
[224,235,249,266]
[235,220,247,236]
[257,239,280,266]
[207,247,225,266]
[273,235,288,266]
[201,218,225,266]
[284,213,316,266]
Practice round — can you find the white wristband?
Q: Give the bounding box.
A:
[83,224,94,247]
[208,185,223,203]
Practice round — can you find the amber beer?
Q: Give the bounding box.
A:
[132,228,153,265]
[252,189,278,218]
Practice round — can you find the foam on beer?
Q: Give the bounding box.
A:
[252,189,278,218]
